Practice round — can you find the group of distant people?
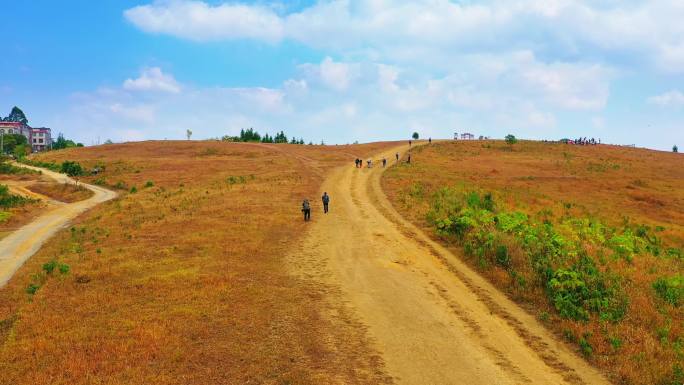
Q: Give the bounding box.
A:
[303,140,420,222]
[570,137,600,145]
[545,137,601,145]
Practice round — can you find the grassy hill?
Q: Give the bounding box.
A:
[382,140,683,385]
[0,141,394,385]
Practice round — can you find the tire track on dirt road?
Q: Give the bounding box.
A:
[290,143,611,385]
[0,164,117,287]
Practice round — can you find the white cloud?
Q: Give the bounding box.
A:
[302,57,358,91]
[377,64,399,92]
[124,1,283,42]
[648,90,684,107]
[515,53,611,110]
[109,103,156,123]
[125,1,684,74]
[123,67,181,93]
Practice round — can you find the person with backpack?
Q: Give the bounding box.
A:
[302,199,311,221]
[322,192,330,213]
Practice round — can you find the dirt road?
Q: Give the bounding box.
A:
[291,144,611,385]
[0,164,116,287]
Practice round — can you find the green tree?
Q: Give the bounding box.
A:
[13,144,29,159]
[274,131,288,143]
[0,133,27,154]
[674,145,679,153]
[186,129,193,140]
[505,134,518,145]
[6,106,28,124]
[60,161,84,177]
[52,133,78,150]
[412,132,419,140]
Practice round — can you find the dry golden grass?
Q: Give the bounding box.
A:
[1,173,46,239]
[0,202,44,240]
[26,182,93,203]
[382,140,684,385]
[0,140,395,385]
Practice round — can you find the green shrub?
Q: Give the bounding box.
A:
[0,184,31,209]
[0,211,11,222]
[93,177,106,186]
[653,275,684,307]
[505,134,518,145]
[426,187,635,322]
[666,248,682,260]
[42,260,58,274]
[495,245,511,267]
[130,186,137,193]
[609,336,622,350]
[579,336,593,356]
[60,161,84,177]
[0,161,38,175]
[144,180,154,188]
[25,284,40,295]
[548,269,590,321]
[58,263,70,275]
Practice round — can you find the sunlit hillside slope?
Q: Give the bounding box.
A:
[382,140,683,385]
[0,140,394,385]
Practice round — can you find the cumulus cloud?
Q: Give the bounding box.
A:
[648,90,684,107]
[124,1,283,42]
[298,57,359,91]
[125,1,684,73]
[123,67,181,93]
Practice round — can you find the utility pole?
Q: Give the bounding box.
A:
[1,131,3,154]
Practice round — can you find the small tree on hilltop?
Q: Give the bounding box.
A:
[674,145,679,153]
[505,134,518,145]
[412,132,419,140]
[186,129,193,140]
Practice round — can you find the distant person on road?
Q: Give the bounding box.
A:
[322,192,330,213]
[302,199,311,221]
[429,137,432,144]
[395,152,399,162]
[382,158,387,167]
[407,153,411,164]
[409,140,412,147]
[355,158,359,168]
[367,159,372,168]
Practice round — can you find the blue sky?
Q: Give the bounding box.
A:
[1,1,683,150]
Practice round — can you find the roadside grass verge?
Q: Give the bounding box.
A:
[26,182,94,203]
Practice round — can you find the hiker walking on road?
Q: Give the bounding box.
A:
[367,159,372,168]
[407,153,411,164]
[429,137,432,144]
[322,192,330,214]
[395,152,399,162]
[355,158,359,168]
[302,199,311,221]
[382,158,387,167]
